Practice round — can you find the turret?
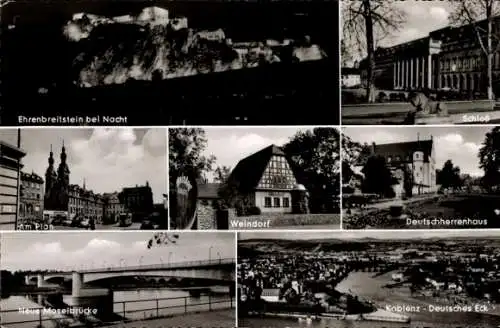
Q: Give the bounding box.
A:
[45,144,57,194]
[57,140,70,189]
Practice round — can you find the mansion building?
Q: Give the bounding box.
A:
[354,137,437,197]
[363,17,500,93]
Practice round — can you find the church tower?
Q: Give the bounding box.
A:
[54,141,70,211]
[45,145,57,194]
[57,141,70,188]
[44,145,58,209]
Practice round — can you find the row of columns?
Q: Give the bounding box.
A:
[393,55,433,89]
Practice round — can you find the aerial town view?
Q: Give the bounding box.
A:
[0,231,236,328]
[238,231,500,328]
[0,128,167,231]
[342,126,500,229]
[342,0,500,124]
[169,127,340,230]
[1,0,337,125]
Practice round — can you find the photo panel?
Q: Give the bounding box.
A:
[0,231,236,328]
[341,0,500,125]
[1,0,338,126]
[237,230,500,328]
[0,128,167,231]
[342,125,500,229]
[169,127,341,230]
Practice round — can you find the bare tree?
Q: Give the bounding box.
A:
[449,1,499,100]
[342,0,406,102]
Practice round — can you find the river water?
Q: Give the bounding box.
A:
[240,272,500,328]
[1,287,232,328]
[239,317,500,328]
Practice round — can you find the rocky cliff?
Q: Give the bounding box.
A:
[63,6,327,87]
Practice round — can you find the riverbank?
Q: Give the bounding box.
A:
[334,271,500,325]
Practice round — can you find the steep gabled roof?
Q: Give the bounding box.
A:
[358,140,433,165]
[227,144,286,192]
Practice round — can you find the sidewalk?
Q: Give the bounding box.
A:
[103,309,235,328]
[342,100,500,124]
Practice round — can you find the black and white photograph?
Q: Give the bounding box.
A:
[169,127,341,230]
[237,230,500,328]
[0,231,236,328]
[342,0,500,125]
[0,128,167,231]
[1,0,338,126]
[342,126,500,229]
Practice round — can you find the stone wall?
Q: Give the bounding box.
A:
[196,200,237,229]
[197,199,216,229]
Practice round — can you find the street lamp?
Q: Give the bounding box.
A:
[160,257,163,265]
[168,252,173,264]
[209,246,214,261]
[217,252,221,263]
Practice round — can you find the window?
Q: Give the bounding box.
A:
[387,156,392,163]
[1,205,16,213]
[283,197,290,208]
[273,197,281,208]
[264,197,272,208]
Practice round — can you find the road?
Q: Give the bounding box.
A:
[52,223,142,230]
[104,309,235,328]
[342,100,500,124]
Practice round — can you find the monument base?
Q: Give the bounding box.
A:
[415,114,453,125]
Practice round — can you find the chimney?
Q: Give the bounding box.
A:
[371,142,376,155]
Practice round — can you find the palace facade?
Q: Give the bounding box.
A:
[363,17,500,93]
[355,137,437,197]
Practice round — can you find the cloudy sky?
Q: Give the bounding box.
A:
[1,232,235,271]
[0,128,167,202]
[343,126,493,176]
[202,128,305,181]
[239,230,500,240]
[342,1,460,61]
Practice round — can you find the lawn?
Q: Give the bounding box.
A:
[344,194,500,229]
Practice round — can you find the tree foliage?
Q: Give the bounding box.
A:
[147,233,180,249]
[342,0,406,102]
[169,128,216,183]
[436,160,462,190]
[479,126,500,190]
[361,155,397,197]
[402,164,414,198]
[214,166,232,184]
[341,135,372,185]
[449,0,500,100]
[283,127,341,213]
